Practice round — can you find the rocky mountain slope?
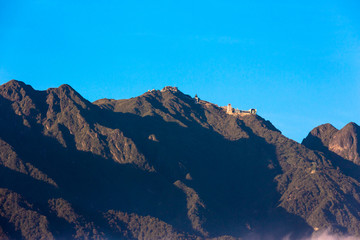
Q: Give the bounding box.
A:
[303,122,360,165]
[1,80,360,239]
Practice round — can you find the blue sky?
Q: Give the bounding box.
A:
[0,0,359,142]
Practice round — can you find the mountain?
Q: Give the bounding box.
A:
[301,123,339,153]
[303,122,360,165]
[1,80,360,239]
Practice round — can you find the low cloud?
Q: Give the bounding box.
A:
[280,229,358,240]
[307,230,358,240]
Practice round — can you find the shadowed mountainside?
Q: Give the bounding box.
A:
[302,124,339,153]
[1,80,360,239]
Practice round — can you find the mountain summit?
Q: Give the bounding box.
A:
[1,80,360,239]
[303,122,360,165]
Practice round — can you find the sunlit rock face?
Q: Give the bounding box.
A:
[302,123,338,152]
[303,122,360,165]
[328,123,360,165]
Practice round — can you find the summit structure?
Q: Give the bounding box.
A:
[224,103,257,115]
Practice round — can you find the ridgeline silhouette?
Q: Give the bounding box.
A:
[1,80,360,239]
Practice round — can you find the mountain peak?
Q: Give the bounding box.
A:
[0,80,38,109]
[3,79,25,85]
[328,122,360,164]
[303,122,360,165]
[146,86,189,100]
[47,83,77,95]
[1,79,34,92]
[343,122,359,130]
[58,83,73,90]
[45,83,92,111]
[302,123,338,151]
[160,86,179,93]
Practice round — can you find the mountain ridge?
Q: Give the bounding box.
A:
[1,80,360,239]
[303,122,360,165]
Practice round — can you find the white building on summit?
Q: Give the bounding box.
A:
[225,104,257,115]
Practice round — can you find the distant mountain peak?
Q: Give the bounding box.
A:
[329,122,360,164]
[46,84,92,111]
[302,123,338,151]
[1,79,35,93]
[0,80,39,115]
[303,122,360,165]
[343,122,359,130]
[58,83,74,91]
[3,79,27,87]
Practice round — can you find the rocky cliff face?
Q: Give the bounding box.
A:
[302,123,338,152]
[303,122,360,165]
[328,123,360,165]
[1,80,360,239]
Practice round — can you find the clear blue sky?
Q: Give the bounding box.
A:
[1,0,359,142]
